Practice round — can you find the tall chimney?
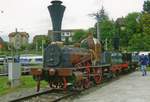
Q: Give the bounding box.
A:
[48,0,66,41]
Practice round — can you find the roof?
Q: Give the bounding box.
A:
[8,32,29,38]
[48,29,82,33]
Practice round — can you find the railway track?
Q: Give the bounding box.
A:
[9,71,134,102]
[9,89,77,102]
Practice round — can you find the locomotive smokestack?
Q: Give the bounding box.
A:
[48,0,66,42]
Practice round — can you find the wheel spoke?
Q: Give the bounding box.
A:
[94,68,102,84]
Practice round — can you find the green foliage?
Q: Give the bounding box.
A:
[143,13,150,35]
[100,20,115,40]
[64,36,69,45]
[88,27,96,37]
[98,7,114,40]
[128,34,150,51]
[0,76,47,95]
[99,6,109,21]
[95,10,150,51]
[99,20,115,50]
[127,12,150,51]
[124,12,141,35]
[90,7,116,50]
[128,1,150,51]
[120,12,142,50]
[143,0,150,13]
[128,34,143,51]
[32,35,49,50]
[72,30,87,43]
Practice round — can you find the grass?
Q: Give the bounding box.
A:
[0,75,47,96]
[137,66,150,71]
[147,67,150,71]
[0,65,149,96]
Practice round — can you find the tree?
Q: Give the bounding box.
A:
[100,20,115,40]
[143,13,150,35]
[99,6,109,21]
[143,0,150,13]
[88,27,96,37]
[93,7,115,50]
[127,1,150,51]
[124,12,141,36]
[72,30,87,43]
[128,34,150,51]
[32,35,49,51]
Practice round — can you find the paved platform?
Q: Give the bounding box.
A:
[73,71,150,102]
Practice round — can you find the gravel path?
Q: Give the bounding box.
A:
[73,71,150,102]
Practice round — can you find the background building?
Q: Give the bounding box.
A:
[48,29,81,42]
[8,31,29,48]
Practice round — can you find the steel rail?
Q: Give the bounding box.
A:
[9,89,56,102]
[9,70,135,102]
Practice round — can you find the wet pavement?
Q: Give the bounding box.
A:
[73,71,150,102]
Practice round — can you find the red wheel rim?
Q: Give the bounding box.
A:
[94,68,102,84]
[63,77,67,90]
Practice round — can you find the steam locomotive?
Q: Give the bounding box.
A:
[31,0,139,91]
[31,34,139,91]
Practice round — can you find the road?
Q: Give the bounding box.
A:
[73,71,150,102]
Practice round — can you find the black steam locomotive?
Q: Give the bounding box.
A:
[31,35,139,91]
[31,0,139,91]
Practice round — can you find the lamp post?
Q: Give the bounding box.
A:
[113,21,120,51]
[113,18,124,51]
[96,13,101,41]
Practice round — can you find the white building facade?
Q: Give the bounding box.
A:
[48,29,81,42]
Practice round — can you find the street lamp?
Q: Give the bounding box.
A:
[113,18,124,51]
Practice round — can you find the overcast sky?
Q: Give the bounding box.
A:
[0,0,145,42]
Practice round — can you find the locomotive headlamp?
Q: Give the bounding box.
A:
[49,68,56,76]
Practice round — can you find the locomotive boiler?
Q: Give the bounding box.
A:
[43,44,91,68]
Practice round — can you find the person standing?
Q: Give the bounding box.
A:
[139,54,148,76]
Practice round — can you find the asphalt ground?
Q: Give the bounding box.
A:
[73,71,150,102]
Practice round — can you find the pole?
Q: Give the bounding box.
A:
[96,14,100,41]
[105,38,108,50]
[97,20,100,41]
[36,39,38,53]
[42,40,44,56]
